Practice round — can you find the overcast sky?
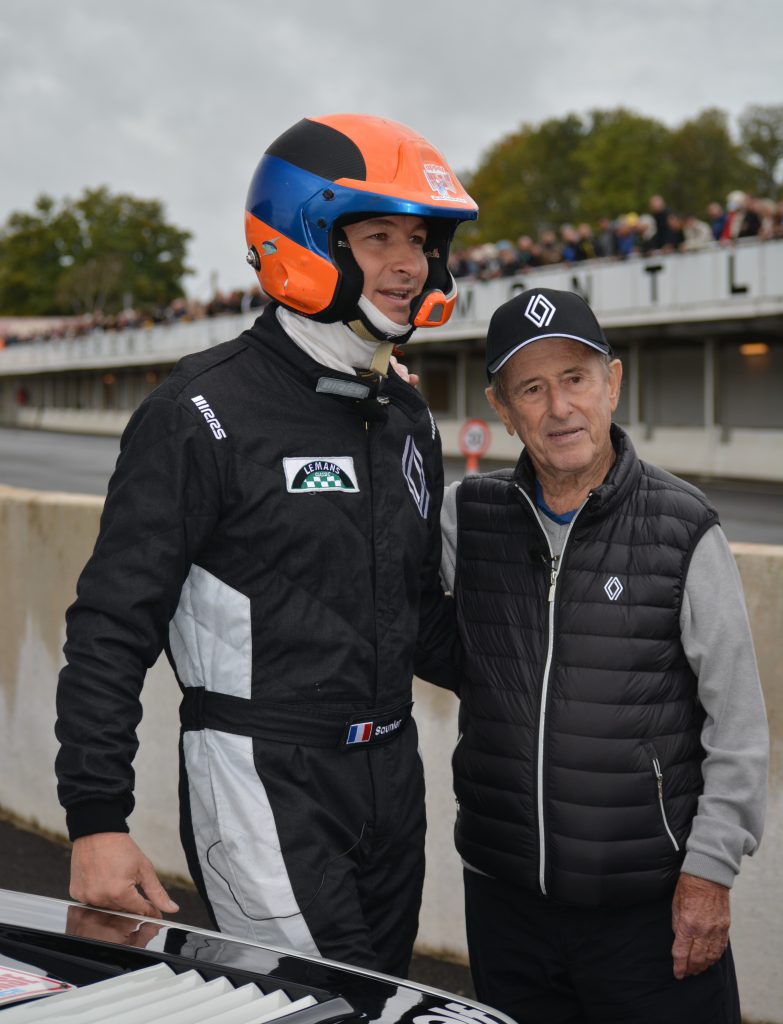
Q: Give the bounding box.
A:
[1,0,779,300]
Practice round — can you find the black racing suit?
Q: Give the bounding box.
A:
[55,303,458,976]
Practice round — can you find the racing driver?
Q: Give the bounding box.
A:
[55,113,477,978]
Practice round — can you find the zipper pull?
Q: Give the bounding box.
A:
[652,757,664,800]
[548,560,559,603]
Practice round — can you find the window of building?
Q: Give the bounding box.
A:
[466,356,492,419]
[420,357,455,415]
[102,373,117,410]
[718,339,783,429]
[640,344,704,428]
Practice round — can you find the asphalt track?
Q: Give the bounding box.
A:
[1,426,782,544]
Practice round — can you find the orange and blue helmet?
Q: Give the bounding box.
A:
[245,113,478,336]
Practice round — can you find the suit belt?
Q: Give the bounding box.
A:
[179,687,413,750]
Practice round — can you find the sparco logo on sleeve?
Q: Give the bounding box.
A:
[283,456,359,493]
[191,395,227,439]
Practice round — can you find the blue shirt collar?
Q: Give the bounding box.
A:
[535,479,578,524]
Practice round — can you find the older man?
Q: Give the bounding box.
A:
[441,288,767,1023]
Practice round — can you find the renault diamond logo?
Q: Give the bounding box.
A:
[524,293,556,328]
[402,436,430,519]
[604,576,624,601]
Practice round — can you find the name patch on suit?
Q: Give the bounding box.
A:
[283,456,359,493]
[342,707,410,748]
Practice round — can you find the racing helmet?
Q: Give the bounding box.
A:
[244,114,478,336]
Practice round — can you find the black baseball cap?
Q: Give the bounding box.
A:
[485,288,612,378]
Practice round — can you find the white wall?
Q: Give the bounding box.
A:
[438,418,783,484]
[1,486,780,1022]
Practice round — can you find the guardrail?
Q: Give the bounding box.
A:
[0,314,252,375]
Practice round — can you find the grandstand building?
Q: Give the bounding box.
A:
[1,237,781,483]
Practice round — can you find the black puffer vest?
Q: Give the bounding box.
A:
[454,425,719,907]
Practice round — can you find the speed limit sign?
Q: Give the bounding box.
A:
[458,418,491,470]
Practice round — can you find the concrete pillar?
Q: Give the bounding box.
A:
[455,350,467,422]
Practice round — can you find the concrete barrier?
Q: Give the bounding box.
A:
[0,485,780,1022]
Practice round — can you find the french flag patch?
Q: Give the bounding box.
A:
[346,721,374,745]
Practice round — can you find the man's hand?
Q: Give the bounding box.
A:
[671,873,730,979]
[70,833,179,919]
[389,354,420,388]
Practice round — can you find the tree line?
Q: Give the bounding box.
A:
[0,187,191,317]
[1,104,781,316]
[459,104,782,245]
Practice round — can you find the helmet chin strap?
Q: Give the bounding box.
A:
[347,295,414,375]
[368,342,395,376]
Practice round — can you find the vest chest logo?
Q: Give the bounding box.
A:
[283,456,359,493]
[604,576,624,601]
[402,435,430,518]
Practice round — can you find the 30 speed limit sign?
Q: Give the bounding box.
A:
[459,419,491,457]
[458,419,491,470]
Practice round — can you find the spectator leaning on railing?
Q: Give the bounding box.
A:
[4,185,780,340]
[0,287,270,348]
[446,186,779,281]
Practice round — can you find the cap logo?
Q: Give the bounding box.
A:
[524,293,556,328]
[423,163,457,200]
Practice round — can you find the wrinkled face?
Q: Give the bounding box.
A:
[343,215,428,324]
[487,338,622,483]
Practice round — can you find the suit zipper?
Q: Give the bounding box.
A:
[365,417,378,701]
[515,484,590,897]
[365,395,390,704]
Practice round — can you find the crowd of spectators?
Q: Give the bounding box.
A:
[449,191,783,280]
[2,189,781,347]
[0,286,267,348]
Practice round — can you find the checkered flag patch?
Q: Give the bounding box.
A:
[284,457,359,493]
[304,472,344,489]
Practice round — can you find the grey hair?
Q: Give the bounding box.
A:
[488,367,508,406]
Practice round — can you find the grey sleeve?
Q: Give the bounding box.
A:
[680,525,769,887]
[440,481,460,593]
